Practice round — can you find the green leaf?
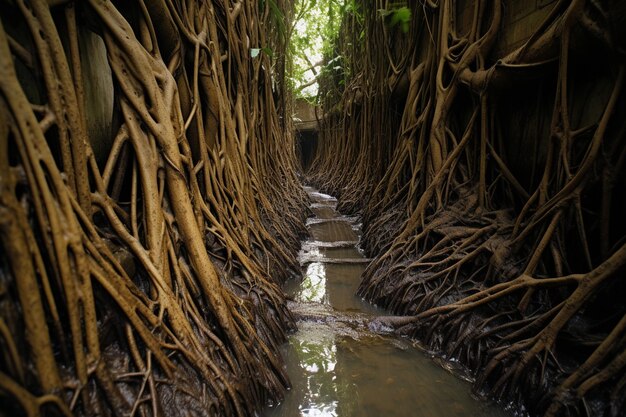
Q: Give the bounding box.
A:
[261,47,273,57]
[390,7,411,30]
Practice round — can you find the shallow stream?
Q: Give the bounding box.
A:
[264,188,510,417]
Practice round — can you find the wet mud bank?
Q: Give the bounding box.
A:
[264,188,511,417]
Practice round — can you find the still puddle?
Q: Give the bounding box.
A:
[264,187,510,417]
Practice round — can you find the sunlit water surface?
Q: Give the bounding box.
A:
[264,187,510,417]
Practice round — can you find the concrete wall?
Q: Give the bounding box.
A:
[452,0,616,192]
[456,0,557,56]
[2,4,114,166]
[294,98,318,132]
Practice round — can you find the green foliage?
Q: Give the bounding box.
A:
[379,4,411,33]
[390,6,411,33]
[288,0,343,99]
[342,0,363,23]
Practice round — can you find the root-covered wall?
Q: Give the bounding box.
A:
[0,1,306,416]
[309,1,626,416]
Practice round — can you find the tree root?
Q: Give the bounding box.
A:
[309,0,626,415]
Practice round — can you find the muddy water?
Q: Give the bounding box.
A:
[264,188,510,417]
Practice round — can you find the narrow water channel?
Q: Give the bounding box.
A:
[264,188,511,417]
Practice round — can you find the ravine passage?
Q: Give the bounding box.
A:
[1,1,626,417]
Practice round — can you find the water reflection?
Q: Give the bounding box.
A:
[299,262,327,303]
[267,330,508,417]
[287,259,378,314]
[297,339,338,417]
[266,325,349,417]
